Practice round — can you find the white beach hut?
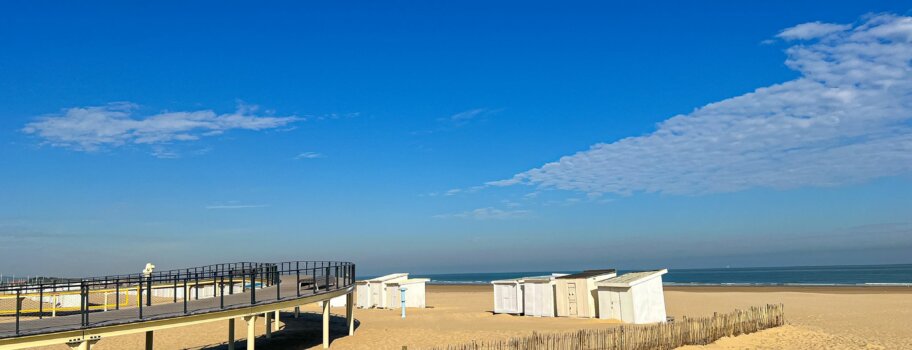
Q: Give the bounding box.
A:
[355,280,371,308]
[554,269,617,318]
[491,278,524,314]
[597,269,668,324]
[521,273,567,317]
[355,273,409,308]
[385,278,430,308]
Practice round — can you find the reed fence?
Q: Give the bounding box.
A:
[428,304,784,350]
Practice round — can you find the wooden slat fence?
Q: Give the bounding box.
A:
[427,304,784,350]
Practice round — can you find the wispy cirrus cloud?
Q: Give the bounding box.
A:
[433,207,530,220]
[294,152,324,160]
[22,102,300,153]
[490,14,912,196]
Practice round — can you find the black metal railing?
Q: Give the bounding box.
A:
[0,261,354,337]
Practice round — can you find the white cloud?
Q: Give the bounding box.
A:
[23,102,300,152]
[491,14,912,196]
[433,207,530,220]
[777,21,851,40]
[294,152,324,159]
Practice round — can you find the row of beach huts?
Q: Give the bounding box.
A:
[341,269,669,325]
[492,269,668,324]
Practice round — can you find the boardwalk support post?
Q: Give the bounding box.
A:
[323,299,331,348]
[243,314,258,350]
[346,292,355,336]
[264,311,272,338]
[228,318,236,350]
[145,330,153,350]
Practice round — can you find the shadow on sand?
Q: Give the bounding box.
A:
[193,311,360,350]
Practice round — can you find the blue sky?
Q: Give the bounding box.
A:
[1,1,911,277]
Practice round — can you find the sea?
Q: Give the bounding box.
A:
[398,264,912,286]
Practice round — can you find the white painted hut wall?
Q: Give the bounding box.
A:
[330,294,347,307]
[385,281,427,308]
[630,277,666,324]
[522,281,556,317]
[492,282,523,314]
[355,283,371,308]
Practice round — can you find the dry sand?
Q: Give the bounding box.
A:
[22,285,912,349]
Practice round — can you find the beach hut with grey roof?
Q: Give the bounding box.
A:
[597,269,668,324]
[521,273,567,317]
[554,269,617,318]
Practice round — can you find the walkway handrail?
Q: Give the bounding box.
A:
[0,261,355,337]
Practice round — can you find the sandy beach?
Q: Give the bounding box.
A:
[18,284,911,350]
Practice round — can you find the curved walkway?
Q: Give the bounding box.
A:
[0,261,355,350]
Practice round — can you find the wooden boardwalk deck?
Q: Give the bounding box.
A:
[0,275,337,339]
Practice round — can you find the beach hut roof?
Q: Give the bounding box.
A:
[387,278,430,285]
[598,269,668,288]
[366,273,409,282]
[557,269,617,279]
[491,278,523,284]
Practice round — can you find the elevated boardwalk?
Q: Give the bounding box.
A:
[0,261,355,350]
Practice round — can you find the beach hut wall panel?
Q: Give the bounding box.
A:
[521,273,567,317]
[384,278,430,308]
[330,295,347,307]
[554,269,617,318]
[492,279,524,314]
[357,273,409,308]
[597,269,668,324]
[355,281,371,308]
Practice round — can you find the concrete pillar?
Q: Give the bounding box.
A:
[243,315,258,350]
[346,292,355,336]
[322,298,331,348]
[294,306,300,318]
[264,312,272,339]
[274,310,280,329]
[228,318,236,350]
[145,331,153,350]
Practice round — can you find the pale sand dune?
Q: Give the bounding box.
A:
[22,285,912,349]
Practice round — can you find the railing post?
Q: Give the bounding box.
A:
[146,275,152,307]
[296,265,301,297]
[194,273,200,300]
[242,270,247,293]
[139,279,144,319]
[15,289,21,335]
[173,275,178,303]
[250,269,256,304]
[183,278,188,314]
[220,275,225,309]
[313,267,318,292]
[116,279,121,310]
[83,283,90,326]
[325,266,330,290]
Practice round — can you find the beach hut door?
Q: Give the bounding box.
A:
[606,291,621,320]
[567,282,578,316]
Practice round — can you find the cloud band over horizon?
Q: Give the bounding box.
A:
[490,14,912,196]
